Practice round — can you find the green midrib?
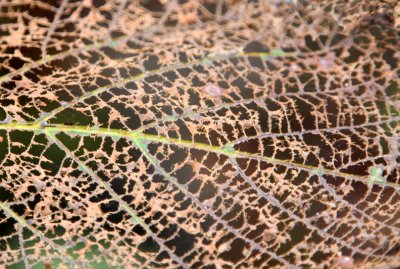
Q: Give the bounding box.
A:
[0,122,396,187]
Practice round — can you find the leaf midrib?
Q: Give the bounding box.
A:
[1,122,397,189]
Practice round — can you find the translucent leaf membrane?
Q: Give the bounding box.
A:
[0,0,399,268]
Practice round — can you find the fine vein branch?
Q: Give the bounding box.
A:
[0,202,79,266]
[45,131,190,269]
[0,22,208,83]
[0,122,396,188]
[34,48,288,126]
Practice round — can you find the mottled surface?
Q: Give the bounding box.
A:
[0,0,399,268]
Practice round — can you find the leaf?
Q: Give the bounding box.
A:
[0,0,399,268]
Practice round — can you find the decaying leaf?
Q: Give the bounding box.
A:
[0,0,399,268]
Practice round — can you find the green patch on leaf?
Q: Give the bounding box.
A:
[369,167,385,184]
[221,144,236,154]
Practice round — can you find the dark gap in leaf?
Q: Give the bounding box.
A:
[223,203,242,222]
[0,186,14,203]
[188,178,202,194]
[163,70,179,81]
[304,35,321,51]
[311,250,331,264]
[92,0,106,8]
[9,57,26,70]
[1,81,16,91]
[100,200,119,214]
[177,67,191,77]
[199,181,217,202]
[306,200,328,218]
[140,0,164,12]
[27,193,42,211]
[254,253,272,268]
[144,55,161,71]
[139,236,160,253]
[50,55,79,71]
[101,47,134,60]
[277,223,309,255]
[78,6,90,17]
[27,4,55,20]
[19,46,41,61]
[56,132,80,151]
[193,64,207,74]
[9,130,33,155]
[159,224,177,240]
[247,57,264,70]
[175,163,194,185]
[235,139,259,154]
[343,47,363,63]
[218,238,247,263]
[165,229,196,256]
[107,211,124,224]
[110,177,126,195]
[83,136,102,151]
[232,76,253,99]
[343,181,368,204]
[243,41,269,53]
[49,107,92,125]
[89,190,112,203]
[178,52,188,63]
